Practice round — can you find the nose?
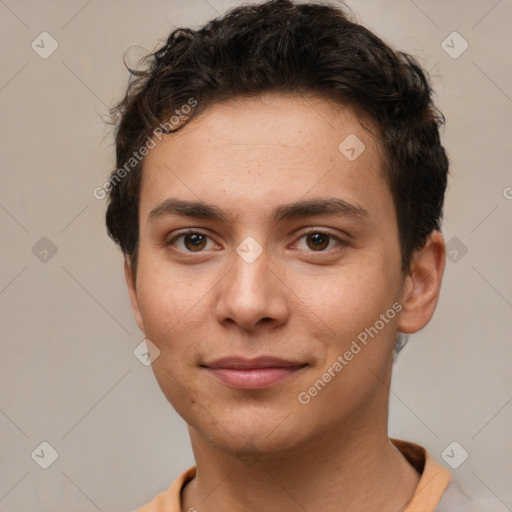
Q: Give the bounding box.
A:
[215,245,289,332]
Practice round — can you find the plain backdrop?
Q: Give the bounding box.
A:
[1,0,511,510]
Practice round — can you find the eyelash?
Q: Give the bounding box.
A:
[167,228,348,254]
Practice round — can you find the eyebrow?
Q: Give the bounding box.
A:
[148,197,368,224]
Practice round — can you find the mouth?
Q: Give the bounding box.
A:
[201,356,308,390]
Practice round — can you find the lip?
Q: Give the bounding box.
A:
[202,357,307,390]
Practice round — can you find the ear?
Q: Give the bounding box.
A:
[397,231,446,334]
[124,258,145,333]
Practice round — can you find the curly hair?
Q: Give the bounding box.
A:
[105,0,448,274]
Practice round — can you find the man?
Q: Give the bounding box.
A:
[105,1,472,510]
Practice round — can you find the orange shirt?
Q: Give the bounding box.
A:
[135,438,456,512]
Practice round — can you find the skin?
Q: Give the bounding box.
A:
[125,93,446,512]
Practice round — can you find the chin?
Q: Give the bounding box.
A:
[189,406,315,458]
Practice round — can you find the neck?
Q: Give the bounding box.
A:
[181,421,420,512]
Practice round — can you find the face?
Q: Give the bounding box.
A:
[126,94,442,456]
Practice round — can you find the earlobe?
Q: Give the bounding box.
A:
[397,231,446,334]
[124,258,145,333]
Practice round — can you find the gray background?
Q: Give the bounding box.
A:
[1,0,511,510]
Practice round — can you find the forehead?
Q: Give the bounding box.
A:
[139,93,391,223]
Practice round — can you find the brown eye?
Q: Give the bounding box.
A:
[168,231,216,252]
[183,233,207,251]
[306,232,330,251]
[294,230,346,253]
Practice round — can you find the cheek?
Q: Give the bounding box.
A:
[295,259,395,343]
[135,262,204,411]
[136,274,172,336]
[135,253,207,336]
[297,266,401,403]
